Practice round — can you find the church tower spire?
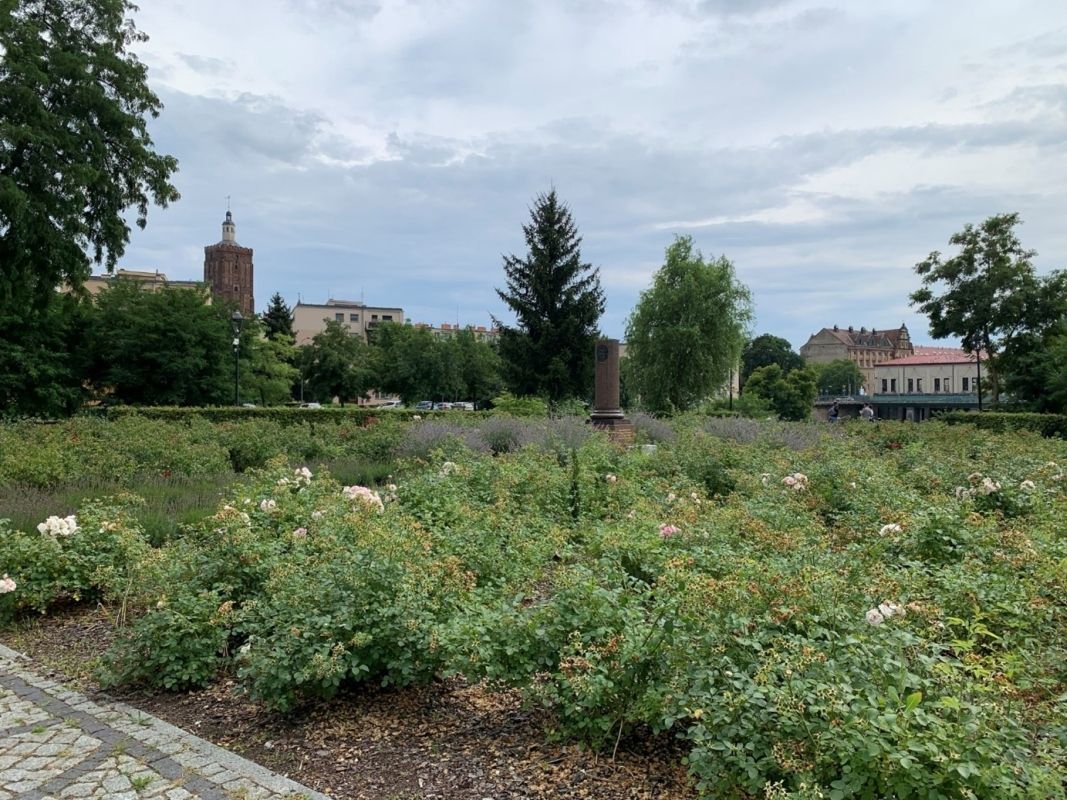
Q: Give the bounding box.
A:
[222,210,237,244]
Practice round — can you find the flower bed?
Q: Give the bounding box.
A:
[1,420,1065,799]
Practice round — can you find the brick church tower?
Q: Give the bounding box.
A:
[203,210,254,315]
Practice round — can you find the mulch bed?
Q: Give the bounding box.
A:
[1,607,695,799]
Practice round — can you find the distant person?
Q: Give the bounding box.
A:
[828,401,840,422]
[860,403,875,421]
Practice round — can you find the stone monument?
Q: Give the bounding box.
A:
[589,338,634,444]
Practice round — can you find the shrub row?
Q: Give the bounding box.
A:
[102,405,491,425]
[938,410,1067,438]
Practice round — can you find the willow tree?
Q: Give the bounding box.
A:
[625,235,752,414]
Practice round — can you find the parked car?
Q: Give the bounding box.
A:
[414,400,433,411]
[377,400,404,409]
[300,402,322,409]
[452,401,475,411]
[433,401,452,410]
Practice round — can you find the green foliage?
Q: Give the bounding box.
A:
[0,0,179,309]
[1000,308,1067,413]
[741,334,804,388]
[261,292,294,340]
[495,189,605,402]
[0,293,91,417]
[103,405,435,424]
[0,496,148,622]
[811,358,865,395]
[743,364,818,421]
[86,280,233,405]
[490,392,549,417]
[239,325,300,406]
[938,410,1067,438]
[3,419,1066,799]
[625,236,753,414]
[373,323,502,405]
[99,587,228,690]
[300,319,377,405]
[910,213,1067,404]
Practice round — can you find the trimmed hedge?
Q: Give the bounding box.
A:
[937,410,1067,438]
[102,406,491,425]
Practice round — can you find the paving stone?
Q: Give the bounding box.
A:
[0,645,332,800]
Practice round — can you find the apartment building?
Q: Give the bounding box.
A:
[292,299,404,345]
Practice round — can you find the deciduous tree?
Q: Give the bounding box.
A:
[0,0,179,308]
[741,334,803,388]
[625,236,752,414]
[300,320,375,405]
[812,359,865,396]
[495,190,604,402]
[86,280,231,405]
[742,364,817,421]
[240,325,300,405]
[910,213,1063,405]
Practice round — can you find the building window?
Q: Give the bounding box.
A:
[934,377,941,392]
[944,379,950,392]
[233,285,239,293]
[890,378,897,392]
[916,378,922,392]
[907,378,914,393]
[962,377,969,392]
[881,378,888,393]
[382,315,393,321]
[372,314,379,321]
[335,313,343,322]
[349,313,359,322]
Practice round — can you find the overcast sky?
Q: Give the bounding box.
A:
[120,0,1067,349]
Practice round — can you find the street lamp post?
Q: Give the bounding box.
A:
[231,310,243,406]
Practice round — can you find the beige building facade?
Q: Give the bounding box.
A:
[292,299,404,345]
[873,347,982,396]
[800,324,913,390]
[81,269,203,296]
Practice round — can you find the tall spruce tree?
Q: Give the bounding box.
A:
[262,292,294,340]
[495,190,604,401]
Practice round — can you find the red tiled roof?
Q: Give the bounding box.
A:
[880,347,983,366]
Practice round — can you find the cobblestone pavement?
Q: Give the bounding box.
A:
[0,643,332,800]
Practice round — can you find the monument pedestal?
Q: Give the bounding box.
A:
[590,415,635,445]
[589,339,633,445]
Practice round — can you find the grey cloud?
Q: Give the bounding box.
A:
[993,27,1067,60]
[283,0,381,20]
[670,0,798,17]
[175,53,233,75]
[159,90,340,165]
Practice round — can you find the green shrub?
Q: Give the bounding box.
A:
[99,588,229,690]
[938,410,1067,438]
[490,392,549,417]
